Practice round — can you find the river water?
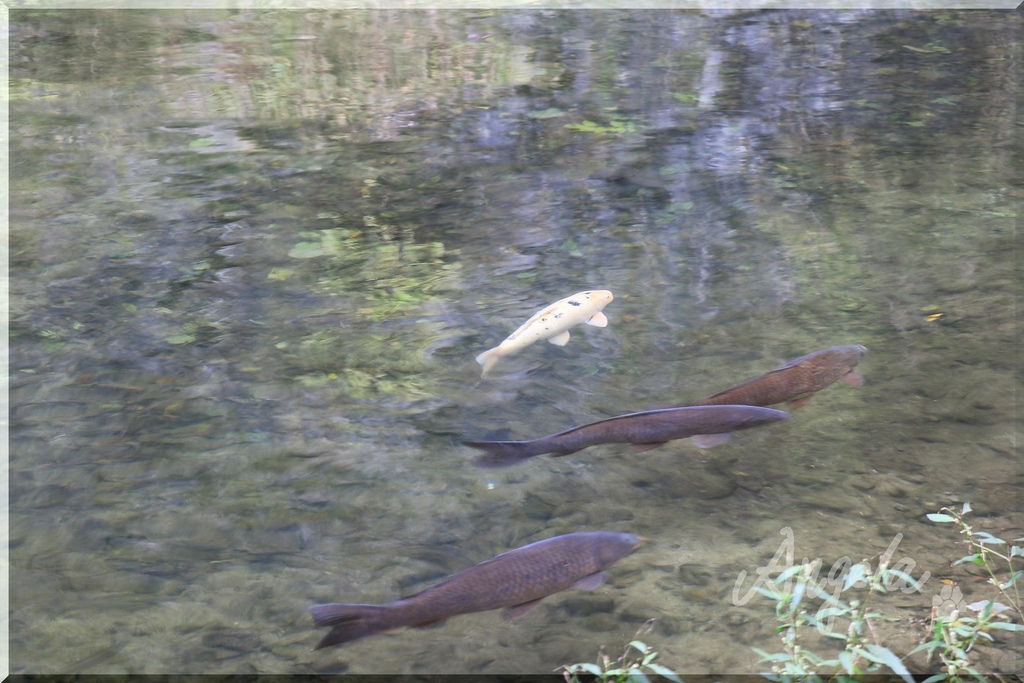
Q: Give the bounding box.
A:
[9,9,1020,676]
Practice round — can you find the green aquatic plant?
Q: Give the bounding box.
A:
[564,118,638,136]
[910,503,1023,682]
[751,504,1023,683]
[560,620,681,683]
[752,556,918,682]
[290,223,461,323]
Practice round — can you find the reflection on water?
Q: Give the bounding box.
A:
[10,8,1020,676]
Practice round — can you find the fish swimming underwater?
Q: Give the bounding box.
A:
[466,404,790,468]
[682,344,867,410]
[476,290,614,377]
[309,531,641,649]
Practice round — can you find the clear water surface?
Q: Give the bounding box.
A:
[9,9,1020,676]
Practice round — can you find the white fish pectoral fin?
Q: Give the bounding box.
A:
[548,330,571,346]
[691,433,732,449]
[504,598,544,619]
[842,370,864,387]
[585,311,609,327]
[573,571,607,591]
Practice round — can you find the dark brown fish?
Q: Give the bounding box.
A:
[309,531,641,649]
[466,404,790,468]
[682,344,867,410]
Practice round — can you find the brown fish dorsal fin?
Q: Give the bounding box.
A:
[504,598,544,619]
[573,571,607,591]
[842,370,864,387]
[690,433,732,449]
[629,442,667,453]
[548,330,571,346]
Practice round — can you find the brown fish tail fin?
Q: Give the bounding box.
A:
[309,603,393,649]
[465,440,542,468]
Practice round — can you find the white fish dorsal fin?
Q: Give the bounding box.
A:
[691,433,732,449]
[548,330,571,346]
[585,311,609,328]
[573,571,607,591]
[504,598,544,619]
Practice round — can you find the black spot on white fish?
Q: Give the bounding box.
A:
[568,300,582,307]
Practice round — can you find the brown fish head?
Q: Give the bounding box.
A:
[591,531,644,565]
[845,344,868,363]
[835,344,868,377]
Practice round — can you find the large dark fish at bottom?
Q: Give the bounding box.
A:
[309,531,641,649]
[682,344,867,409]
[466,404,790,468]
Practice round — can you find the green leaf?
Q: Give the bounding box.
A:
[752,648,792,663]
[789,579,807,616]
[927,513,957,523]
[838,650,859,675]
[908,640,941,657]
[165,334,196,345]
[986,622,1024,631]
[572,663,604,676]
[626,668,651,683]
[844,563,868,590]
[774,564,805,585]
[628,640,649,654]
[816,605,849,620]
[645,663,681,682]
[861,644,915,683]
[884,568,926,591]
[971,531,1006,545]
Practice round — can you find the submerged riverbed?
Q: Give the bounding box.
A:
[10,8,1020,676]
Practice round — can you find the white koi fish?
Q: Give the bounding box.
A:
[476,290,614,377]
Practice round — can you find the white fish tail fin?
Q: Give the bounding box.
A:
[475,347,503,377]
